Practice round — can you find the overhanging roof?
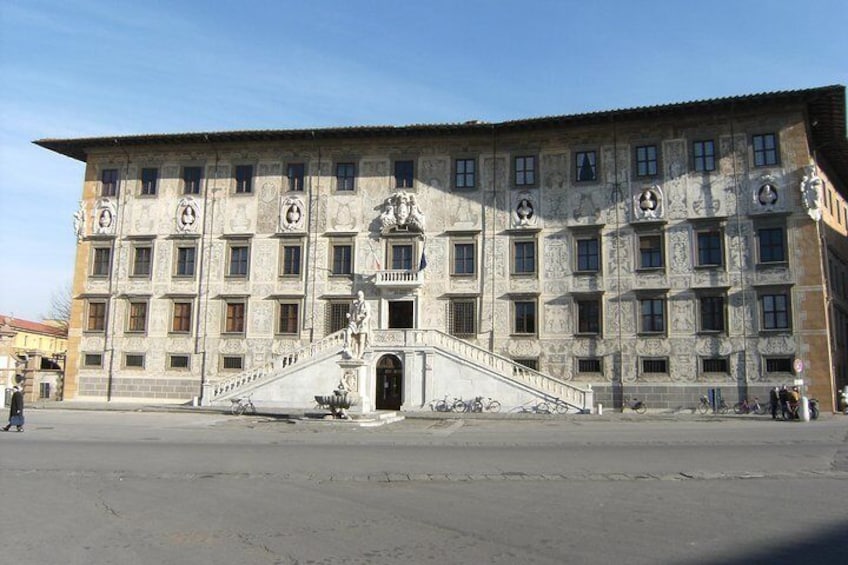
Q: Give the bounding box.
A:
[33,85,847,188]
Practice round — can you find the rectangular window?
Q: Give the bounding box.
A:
[336,162,355,191]
[172,302,192,333]
[132,246,152,277]
[235,165,253,194]
[640,298,665,334]
[394,160,414,188]
[287,163,305,191]
[92,247,112,277]
[513,300,537,335]
[449,299,476,336]
[697,231,723,267]
[758,227,785,263]
[127,301,148,333]
[514,155,536,186]
[575,151,597,182]
[175,246,196,277]
[639,234,664,269]
[332,244,353,275]
[278,303,299,335]
[281,244,302,276]
[636,145,658,177]
[514,358,538,371]
[761,291,790,331]
[513,240,536,274]
[83,353,103,367]
[169,354,190,369]
[699,295,725,333]
[87,302,107,332]
[753,133,779,167]
[222,356,244,371]
[576,237,600,272]
[225,302,246,334]
[228,244,250,277]
[577,358,603,374]
[101,169,119,197]
[693,140,716,172]
[391,244,413,270]
[328,302,349,334]
[140,168,158,196]
[454,158,476,190]
[183,166,203,195]
[452,243,475,275]
[642,358,668,374]
[577,299,601,335]
[765,357,793,373]
[702,357,729,373]
[125,354,145,368]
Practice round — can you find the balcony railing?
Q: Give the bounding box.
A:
[374,269,423,287]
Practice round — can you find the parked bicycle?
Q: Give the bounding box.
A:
[466,396,502,413]
[734,397,766,415]
[536,397,569,414]
[622,397,647,414]
[230,394,256,416]
[430,395,459,412]
[698,394,730,414]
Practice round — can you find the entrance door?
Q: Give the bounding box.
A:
[388,300,414,329]
[376,355,403,410]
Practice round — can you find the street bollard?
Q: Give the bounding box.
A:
[597,404,603,416]
[799,396,811,422]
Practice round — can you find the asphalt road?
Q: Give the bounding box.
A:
[1,409,846,565]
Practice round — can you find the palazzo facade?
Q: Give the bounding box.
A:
[37,85,848,411]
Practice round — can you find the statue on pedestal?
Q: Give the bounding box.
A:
[343,290,371,359]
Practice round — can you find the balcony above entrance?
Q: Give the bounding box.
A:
[375,269,423,288]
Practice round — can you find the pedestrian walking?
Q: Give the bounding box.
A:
[769,386,780,420]
[2,385,24,432]
[778,385,789,420]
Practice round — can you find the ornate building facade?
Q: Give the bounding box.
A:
[37,85,848,411]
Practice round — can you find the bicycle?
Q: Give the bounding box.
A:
[230,394,256,416]
[622,397,647,414]
[467,396,502,413]
[697,395,710,415]
[734,397,766,415]
[430,395,460,413]
[536,397,569,414]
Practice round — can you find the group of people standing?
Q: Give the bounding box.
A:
[769,385,801,420]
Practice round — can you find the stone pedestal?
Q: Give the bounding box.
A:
[337,357,371,414]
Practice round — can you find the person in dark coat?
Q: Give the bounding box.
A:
[769,387,780,420]
[2,385,24,432]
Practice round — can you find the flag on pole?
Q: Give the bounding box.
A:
[418,250,427,271]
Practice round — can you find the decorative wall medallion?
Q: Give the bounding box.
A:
[379,191,425,233]
[176,197,200,233]
[753,174,779,212]
[511,191,538,228]
[279,197,305,232]
[633,185,663,220]
[800,165,823,221]
[93,198,117,235]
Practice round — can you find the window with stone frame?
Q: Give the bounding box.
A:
[86,301,107,332]
[287,162,305,191]
[327,301,350,334]
[221,355,244,371]
[756,225,786,264]
[174,245,196,277]
[698,293,726,334]
[234,164,253,194]
[101,168,119,197]
[394,160,414,189]
[224,301,246,334]
[390,242,414,270]
[182,166,203,195]
[512,299,537,335]
[576,297,602,335]
[451,241,476,276]
[752,133,779,167]
[692,140,716,172]
[132,245,153,277]
[331,242,353,275]
[512,238,536,275]
[759,288,791,331]
[575,235,600,272]
[124,353,145,368]
[635,144,658,177]
[336,162,356,191]
[171,301,192,333]
[696,229,723,267]
[638,233,664,270]
[140,167,158,196]
[169,354,191,370]
[448,298,476,336]
[639,296,666,334]
[575,150,598,182]
[514,155,536,186]
[92,246,112,277]
[641,357,668,374]
[277,301,300,335]
[227,242,250,277]
[454,158,476,190]
[280,243,302,277]
[127,301,148,333]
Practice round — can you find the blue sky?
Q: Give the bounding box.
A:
[1,0,846,321]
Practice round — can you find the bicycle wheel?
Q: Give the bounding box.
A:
[754,404,766,416]
[635,402,647,415]
[471,400,484,413]
[536,402,551,414]
[434,400,449,412]
[487,400,502,413]
[555,403,569,414]
[718,402,729,415]
[232,402,246,416]
[733,402,744,415]
[697,401,709,415]
[452,400,467,413]
[246,402,257,415]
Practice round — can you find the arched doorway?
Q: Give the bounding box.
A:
[376,354,403,410]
